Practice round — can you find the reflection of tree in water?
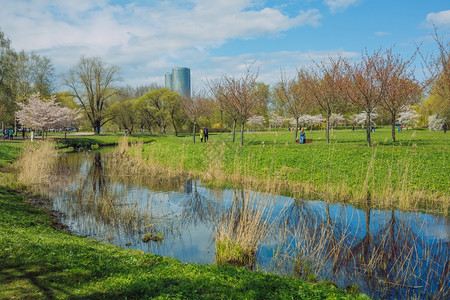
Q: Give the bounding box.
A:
[180,180,218,227]
[276,199,349,278]
[276,197,448,299]
[89,152,106,193]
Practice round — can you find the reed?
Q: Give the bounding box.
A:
[214,190,276,269]
[14,141,59,187]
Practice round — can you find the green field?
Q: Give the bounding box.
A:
[139,127,449,215]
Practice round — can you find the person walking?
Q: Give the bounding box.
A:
[22,127,25,139]
[443,123,447,133]
[199,127,204,143]
[9,128,14,140]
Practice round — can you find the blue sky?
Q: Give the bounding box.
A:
[1,0,449,90]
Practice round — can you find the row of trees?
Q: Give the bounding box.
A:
[2,27,448,147]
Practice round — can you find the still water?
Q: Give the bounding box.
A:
[45,150,449,299]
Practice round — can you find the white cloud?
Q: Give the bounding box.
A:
[424,10,450,28]
[324,0,359,14]
[0,0,323,88]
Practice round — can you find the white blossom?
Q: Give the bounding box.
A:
[428,114,445,131]
[329,113,345,126]
[351,110,378,126]
[397,106,419,129]
[16,93,82,132]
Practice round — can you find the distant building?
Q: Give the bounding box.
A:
[165,67,190,98]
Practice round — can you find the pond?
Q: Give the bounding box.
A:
[43,149,449,299]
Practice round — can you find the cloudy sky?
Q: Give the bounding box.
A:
[1,0,449,90]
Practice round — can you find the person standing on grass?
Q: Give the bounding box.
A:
[204,127,209,142]
[22,127,25,139]
[443,123,447,133]
[199,127,204,143]
[9,128,13,140]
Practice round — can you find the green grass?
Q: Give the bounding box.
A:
[0,141,23,167]
[50,133,157,149]
[140,128,449,214]
[0,185,369,299]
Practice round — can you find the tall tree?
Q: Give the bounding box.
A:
[308,57,345,143]
[0,29,17,127]
[210,67,260,146]
[135,88,183,134]
[341,49,392,146]
[421,27,450,124]
[274,69,313,141]
[62,56,120,134]
[109,99,138,134]
[181,89,215,143]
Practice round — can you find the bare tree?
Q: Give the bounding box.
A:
[308,57,345,143]
[209,67,260,146]
[273,69,313,140]
[181,89,215,143]
[341,49,395,146]
[383,77,421,142]
[62,56,120,134]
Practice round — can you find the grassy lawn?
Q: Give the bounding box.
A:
[0,185,369,299]
[140,127,449,214]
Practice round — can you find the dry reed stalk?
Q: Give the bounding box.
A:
[15,141,59,186]
[214,191,276,267]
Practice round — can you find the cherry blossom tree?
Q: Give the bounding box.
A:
[397,106,419,130]
[351,110,378,127]
[269,114,287,129]
[428,114,444,131]
[246,115,265,131]
[298,114,325,130]
[16,93,81,138]
[329,113,345,126]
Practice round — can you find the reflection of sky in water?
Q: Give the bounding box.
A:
[49,151,449,299]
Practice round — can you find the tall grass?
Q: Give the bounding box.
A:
[214,190,276,269]
[14,141,58,187]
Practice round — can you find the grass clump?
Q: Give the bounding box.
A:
[14,141,58,186]
[142,232,164,243]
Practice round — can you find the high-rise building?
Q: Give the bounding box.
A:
[165,67,190,98]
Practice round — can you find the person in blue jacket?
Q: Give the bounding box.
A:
[299,128,306,144]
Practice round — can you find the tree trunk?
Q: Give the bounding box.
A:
[173,119,178,136]
[366,111,371,147]
[232,119,237,143]
[326,111,331,144]
[391,115,396,143]
[240,119,245,147]
[93,120,101,134]
[192,122,196,143]
[295,119,299,141]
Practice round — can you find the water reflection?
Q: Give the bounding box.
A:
[46,150,449,299]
